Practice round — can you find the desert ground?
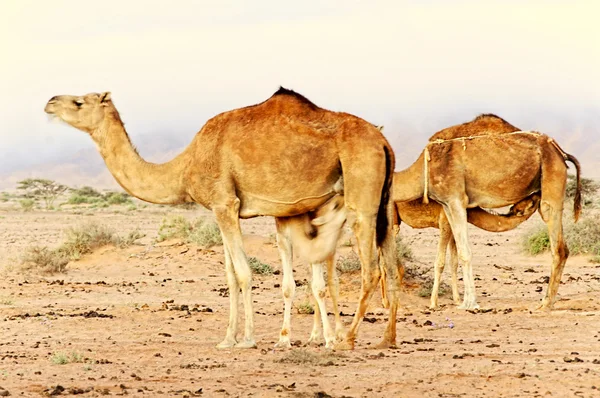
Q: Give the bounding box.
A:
[0,198,599,398]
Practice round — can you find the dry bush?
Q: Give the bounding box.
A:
[20,222,144,274]
[522,211,600,262]
[396,234,414,262]
[21,246,68,274]
[157,216,222,248]
[19,199,35,212]
[248,256,274,275]
[336,251,361,273]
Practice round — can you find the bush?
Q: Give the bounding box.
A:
[566,174,599,200]
[21,246,68,274]
[156,216,222,248]
[104,191,132,205]
[66,194,104,205]
[20,222,144,274]
[19,199,35,212]
[59,223,118,259]
[72,186,103,198]
[248,256,274,275]
[157,216,192,242]
[336,251,361,273]
[396,234,414,262]
[522,212,600,260]
[188,219,222,247]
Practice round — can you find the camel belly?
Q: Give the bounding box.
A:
[238,191,337,218]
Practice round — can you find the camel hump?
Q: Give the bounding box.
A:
[430,113,520,141]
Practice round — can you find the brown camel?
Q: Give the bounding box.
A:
[44,88,401,349]
[387,193,540,309]
[393,114,582,310]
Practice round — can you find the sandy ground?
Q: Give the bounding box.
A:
[0,204,599,397]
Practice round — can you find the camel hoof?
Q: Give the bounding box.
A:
[373,339,397,350]
[274,339,292,349]
[324,339,336,350]
[307,332,323,346]
[333,339,354,351]
[235,340,257,349]
[458,301,480,310]
[216,338,237,349]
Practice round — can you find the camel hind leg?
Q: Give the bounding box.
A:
[538,157,569,309]
[430,214,453,309]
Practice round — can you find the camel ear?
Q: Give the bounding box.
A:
[377,125,384,132]
[100,92,112,104]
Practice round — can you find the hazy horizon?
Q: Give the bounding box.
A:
[1,0,599,188]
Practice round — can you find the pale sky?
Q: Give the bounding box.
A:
[0,0,598,176]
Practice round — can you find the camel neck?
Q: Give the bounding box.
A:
[393,152,426,202]
[94,115,189,204]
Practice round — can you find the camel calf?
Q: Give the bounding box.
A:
[274,195,346,348]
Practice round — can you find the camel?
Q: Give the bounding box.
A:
[274,194,346,348]
[387,193,540,309]
[393,114,582,310]
[44,88,402,350]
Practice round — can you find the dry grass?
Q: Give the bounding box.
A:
[336,251,361,273]
[396,234,414,262]
[248,256,274,275]
[21,246,69,275]
[276,349,344,366]
[20,222,144,274]
[157,216,222,248]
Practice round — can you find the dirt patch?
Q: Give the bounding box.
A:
[0,208,599,397]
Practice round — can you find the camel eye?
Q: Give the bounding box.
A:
[74,99,84,108]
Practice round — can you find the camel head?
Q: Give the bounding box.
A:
[44,92,113,136]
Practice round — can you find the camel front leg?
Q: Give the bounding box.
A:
[326,256,345,340]
[214,200,256,348]
[274,218,295,349]
[442,200,478,310]
[216,243,239,349]
[430,215,452,309]
[311,261,336,348]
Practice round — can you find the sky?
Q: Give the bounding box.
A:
[0,0,598,181]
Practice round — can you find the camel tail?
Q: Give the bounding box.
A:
[566,152,582,222]
[376,145,394,246]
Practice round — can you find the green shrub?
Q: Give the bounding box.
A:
[248,256,274,275]
[19,199,35,212]
[523,212,600,258]
[188,219,222,247]
[104,191,132,205]
[156,216,222,248]
[66,194,104,205]
[157,216,192,242]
